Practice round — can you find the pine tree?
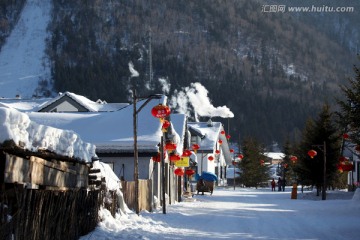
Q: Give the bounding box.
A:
[282,139,297,185]
[295,104,341,196]
[239,137,270,188]
[337,56,360,145]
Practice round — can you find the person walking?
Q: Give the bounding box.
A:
[282,178,287,191]
[271,178,276,191]
[277,177,282,191]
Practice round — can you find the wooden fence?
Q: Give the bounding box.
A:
[0,187,112,240]
[121,180,153,212]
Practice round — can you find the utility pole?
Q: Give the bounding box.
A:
[133,86,140,214]
[322,141,327,201]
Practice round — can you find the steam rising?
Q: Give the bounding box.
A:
[128,62,139,78]
[158,77,171,94]
[171,82,234,120]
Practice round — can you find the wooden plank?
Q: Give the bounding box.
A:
[30,156,77,174]
[4,154,30,183]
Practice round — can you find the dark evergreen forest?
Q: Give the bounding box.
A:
[1,0,359,149]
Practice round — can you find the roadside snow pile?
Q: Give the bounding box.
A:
[352,188,360,201]
[92,161,130,214]
[0,107,96,162]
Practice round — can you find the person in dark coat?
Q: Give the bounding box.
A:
[271,178,276,191]
[277,177,282,191]
[282,178,287,191]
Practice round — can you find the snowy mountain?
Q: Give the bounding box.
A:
[0,0,52,99]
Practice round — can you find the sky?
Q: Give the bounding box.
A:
[80,187,360,240]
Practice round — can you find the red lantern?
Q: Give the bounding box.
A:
[238,154,244,159]
[220,130,225,135]
[169,154,181,162]
[230,149,234,153]
[165,142,177,151]
[218,139,223,145]
[283,163,288,168]
[337,164,344,173]
[290,156,298,163]
[182,149,192,157]
[226,135,231,139]
[260,160,265,166]
[343,133,349,139]
[307,150,317,158]
[151,153,161,162]
[208,155,214,161]
[162,120,171,129]
[191,144,200,153]
[232,160,237,166]
[215,149,220,154]
[174,168,184,176]
[339,156,347,162]
[342,163,354,172]
[151,104,171,118]
[185,169,195,176]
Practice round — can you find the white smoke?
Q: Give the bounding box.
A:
[128,62,139,78]
[158,77,171,94]
[171,82,234,120]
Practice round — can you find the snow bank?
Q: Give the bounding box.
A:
[352,188,360,201]
[0,107,96,162]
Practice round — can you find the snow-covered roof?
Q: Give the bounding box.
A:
[36,91,128,112]
[170,113,187,154]
[0,98,50,111]
[188,121,232,165]
[0,107,96,162]
[264,152,285,160]
[26,95,171,153]
[188,121,223,151]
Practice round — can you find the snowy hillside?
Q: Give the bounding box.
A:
[0,0,52,98]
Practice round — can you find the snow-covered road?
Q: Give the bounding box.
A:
[80,187,360,240]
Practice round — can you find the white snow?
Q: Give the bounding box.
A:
[80,187,360,240]
[0,107,96,162]
[0,0,52,98]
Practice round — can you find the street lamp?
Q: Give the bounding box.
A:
[129,62,167,214]
[308,141,327,200]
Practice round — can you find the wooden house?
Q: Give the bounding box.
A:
[187,119,232,186]
[4,92,188,212]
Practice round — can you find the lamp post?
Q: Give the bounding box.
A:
[308,141,327,200]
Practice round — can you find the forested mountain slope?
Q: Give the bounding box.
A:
[1,0,359,148]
